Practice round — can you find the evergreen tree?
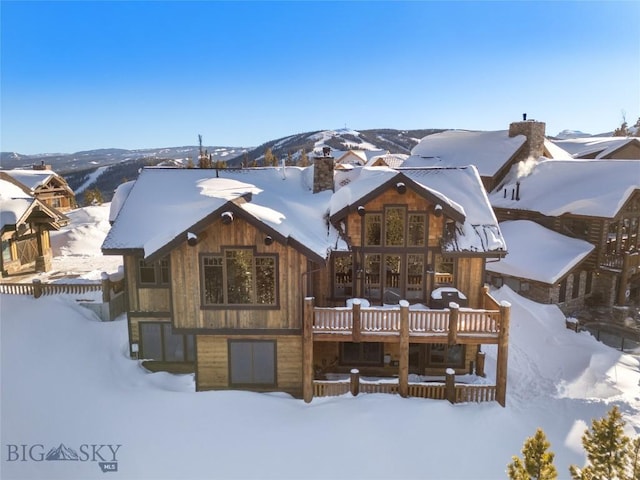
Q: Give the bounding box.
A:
[508,428,557,480]
[298,148,309,167]
[263,147,277,166]
[628,437,640,480]
[570,406,631,480]
[633,118,640,137]
[83,188,103,206]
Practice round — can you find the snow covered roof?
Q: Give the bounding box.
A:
[543,139,572,159]
[551,137,639,159]
[332,166,506,254]
[405,130,527,177]
[104,164,506,262]
[486,220,594,285]
[0,178,35,229]
[2,169,58,191]
[102,167,343,262]
[0,176,65,231]
[490,159,640,218]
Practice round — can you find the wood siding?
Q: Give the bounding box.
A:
[171,216,308,331]
[123,255,171,313]
[196,335,302,396]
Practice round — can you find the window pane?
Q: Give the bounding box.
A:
[251,342,276,384]
[229,342,253,384]
[364,254,381,300]
[140,323,163,360]
[407,254,424,300]
[229,341,275,385]
[162,324,185,362]
[2,240,11,263]
[203,256,223,304]
[139,260,156,284]
[365,214,382,246]
[446,345,464,366]
[408,214,425,246]
[159,258,170,285]
[185,334,196,362]
[226,250,253,304]
[255,257,276,305]
[383,255,401,304]
[385,207,405,246]
[340,342,382,365]
[333,256,353,298]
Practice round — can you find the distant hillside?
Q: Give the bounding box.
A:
[1,128,444,203]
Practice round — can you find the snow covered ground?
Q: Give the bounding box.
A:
[1,204,639,480]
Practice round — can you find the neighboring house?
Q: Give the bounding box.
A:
[334,149,388,168]
[2,166,76,212]
[485,220,595,312]
[0,174,67,276]
[102,158,511,404]
[404,118,571,191]
[552,137,640,160]
[490,159,640,307]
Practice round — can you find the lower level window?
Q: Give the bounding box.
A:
[340,342,383,366]
[426,344,465,368]
[228,340,276,386]
[139,322,195,362]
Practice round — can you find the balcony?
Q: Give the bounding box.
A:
[302,286,511,406]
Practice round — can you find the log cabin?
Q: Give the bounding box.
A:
[0,174,67,277]
[490,159,640,308]
[2,166,76,212]
[102,157,511,404]
[404,117,571,192]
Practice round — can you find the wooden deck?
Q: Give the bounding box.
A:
[313,375,496,403]
[302,286,511,406]
[312,304,501,344]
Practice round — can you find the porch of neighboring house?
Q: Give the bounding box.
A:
[302,286,511,406]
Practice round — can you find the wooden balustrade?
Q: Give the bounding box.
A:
[0,280,102,297]
[312,304,501,339]
[434,272,453,284]
[312,378,495,404]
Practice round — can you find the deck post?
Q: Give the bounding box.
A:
[101,272,111,303]
[303,297,315,403]
[445,368,456,404]
[476,350,486,377]
[32,279,42,299]
[352,300,361,343]
[496,301,511,407]
[617,252,631,305]
[350,369,360,396]
[399,300,409,398]
[482,284,490,309]
[448,302,459,346]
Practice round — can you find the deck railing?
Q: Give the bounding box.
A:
[312,377,496,404]
[312,305,500,337]
[0,273,125,321]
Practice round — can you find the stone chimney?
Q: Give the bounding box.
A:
[313,147,334,193]
[508,116,546,162]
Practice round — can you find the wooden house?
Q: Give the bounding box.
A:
[0,174,67,277]
[485,220,595,311]
[404,118,571,192]
[2,167,76,212]
[552,137,640,160]
[490,159,640,308]
[102,158,511,405]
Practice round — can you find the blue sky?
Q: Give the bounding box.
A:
[1,1,639,154]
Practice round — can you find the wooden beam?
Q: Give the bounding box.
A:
[496,301,511,407]
[448,302,459,346]
[303,297,314,403]
[399,300,409,398]
[352,300,361,343]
